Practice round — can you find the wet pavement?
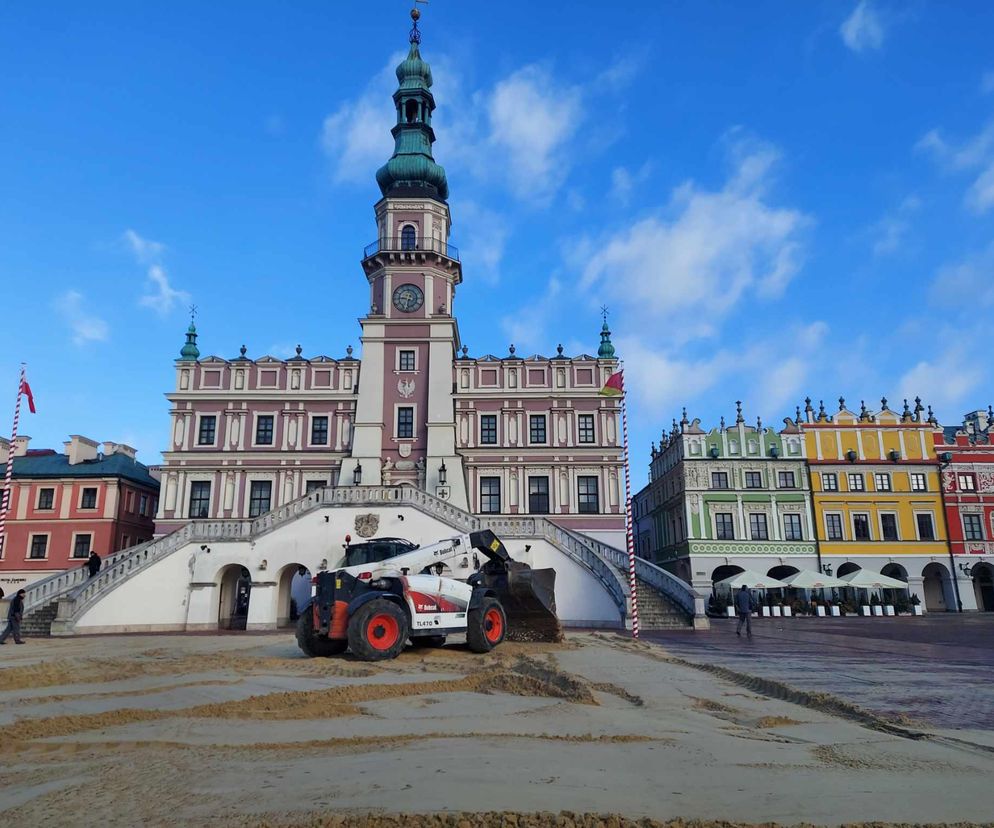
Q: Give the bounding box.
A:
[642,614,994,732]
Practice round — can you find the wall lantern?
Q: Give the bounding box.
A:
[845,449,858,463]
[258,559,268,571]
[939,451,953,464]
[709,445,720,458]
[768,444,780,458]
[821,563,834,576]
[199,544,211,554]
[438,460,447,485]
[958,562,974,577]
[888,449,901,462]
[353,462,362,485]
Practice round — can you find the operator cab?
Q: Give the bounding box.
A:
[343,537,419,568]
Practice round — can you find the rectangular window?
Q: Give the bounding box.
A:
[139,494,148,516]
[189,481,212,519]
[29,535,48,559]
[528,476,550,514]
[248,481,272,518]
[398,350,416,371]
[480,415,497,445]
[529,414,547,444]
[479,477,501,514]
[37,488,55,510]
[910,473,928,492]
[711,472,729,490]
[958,474,977,492]
[783,513,803,541]
[963,514,985,541]
[778,471,796,489]
[198,415,216,445]
[80,487,98,509]
[749,513,769,540]
[874,473,892,492]
[577,476,600,514]
[881,513,899,541]
[397,407,414,439]
[126,491,135,513]
[822,473,839,492]
[577,414,595,444]
[848,473,865,492]
[311,416,329,445]
[745,471,763,489]
[853,513,871,540]
[715,513,735,540]
[72,534,92,559]
[916,513,935,541]
[305,480,326,494]
[825,513,844,540]
[255,415,274,445]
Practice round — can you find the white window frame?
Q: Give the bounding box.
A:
[963,513,986,541]
[394,403,417,441]
[395,349,418,372]
[851,511,872,541]
[528,413,549,446]
[821,472,839,492]
[195,412,220,447]
[245,478,275,519]
[713,511,736,541]
[782,512,804,541]
[778,470,797,489]
[748,511,770,540]
[878,511,900,542]
[308,413,331,447]
[477,412,499,446]
[70,531,94,560]
[78,486,99,510]
[913,510,937,541]
[874,472,892,492]
[36,486,56,511]
[958,473,977,492]
[576,412,596,444]
[27,531,51,561]
[744,470,763,489]
[909,472,928,492]
[847,473,865,492]
[251,412,277,447]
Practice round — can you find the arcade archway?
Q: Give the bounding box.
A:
[217,565,252,630]
[277,563,312,628]
[922,562,954,612]
[973,562,994,612]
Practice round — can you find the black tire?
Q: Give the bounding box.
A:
[410,635,447,648]
[467,597,506,653]
[295,605,348,658]
[347,598,409,661]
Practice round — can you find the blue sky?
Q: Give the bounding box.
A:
[2,1,993,488]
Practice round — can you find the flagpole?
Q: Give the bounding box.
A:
[0,364,25,558]
[619,364,639,638]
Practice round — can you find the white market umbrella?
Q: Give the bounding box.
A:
[838,569,909,590]
[780,570,848,590]
[714,569,789,590]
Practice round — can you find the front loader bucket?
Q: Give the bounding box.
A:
[480,561,563,642]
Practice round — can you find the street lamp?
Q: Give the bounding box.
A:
[821,563,833,576]
[353,462,362,485]
[438,460,447,485]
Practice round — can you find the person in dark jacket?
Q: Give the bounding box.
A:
[87,551,102,578]
[0,589,26,644]
[734,585,753,638]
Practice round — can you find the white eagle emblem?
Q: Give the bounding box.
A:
[355,513,380,538]
[398,378,415,398]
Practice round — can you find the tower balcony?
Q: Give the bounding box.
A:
[361,236,462,282]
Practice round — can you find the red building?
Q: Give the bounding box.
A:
[0,435,160,590]
[935,408,994,611]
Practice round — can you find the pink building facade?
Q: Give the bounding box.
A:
[155,31,624,545]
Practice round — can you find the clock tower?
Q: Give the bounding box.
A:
[342,10,468,508]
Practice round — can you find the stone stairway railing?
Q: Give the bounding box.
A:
[27,485,643,631]
[556,527,709,629]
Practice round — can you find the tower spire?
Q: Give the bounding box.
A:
[598,306,616,358]
[179,305,200,361]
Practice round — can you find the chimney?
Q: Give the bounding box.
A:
[101,441,138,460]
[64,435,99,465]
[11,436,30,457]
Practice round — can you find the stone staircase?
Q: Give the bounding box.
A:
[18,484,707,634]
[633,577,692,629]
[20,601,58,637]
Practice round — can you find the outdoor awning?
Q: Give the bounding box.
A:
[779,570,848,589]
[838,568,909,589]
[714,569,789,590]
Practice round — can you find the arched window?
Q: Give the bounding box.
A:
[405,99,419,123]
[401,225,417,250]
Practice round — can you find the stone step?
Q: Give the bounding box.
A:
[632,576,692,629]
[20,602,57,637]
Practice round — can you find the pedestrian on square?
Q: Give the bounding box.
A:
[734,585,753,638]
[0,589,26,645]
[87,551,102,578]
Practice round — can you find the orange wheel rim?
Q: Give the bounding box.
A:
[367,613,400,650]
[483,608,503,643]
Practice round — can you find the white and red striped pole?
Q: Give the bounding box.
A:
[0,365,26,558]
[619,366,639,638]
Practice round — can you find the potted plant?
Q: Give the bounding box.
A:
[812,596,826,617]
[761,593,772,617]
[871,594,884,616]
[828,599,841,617]
[911,594,924,616]
[861,593,873,616]
[894,594,910,615]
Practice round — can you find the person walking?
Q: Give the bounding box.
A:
[734,585,753,638]
[87,550,102,578]
[0,589,26,645]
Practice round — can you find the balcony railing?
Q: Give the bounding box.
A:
[363,237,460,261]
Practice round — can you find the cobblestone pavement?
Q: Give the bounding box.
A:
[642,614,994,732]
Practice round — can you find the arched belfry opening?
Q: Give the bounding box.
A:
[401,224,417,250]
[405,99,419,123]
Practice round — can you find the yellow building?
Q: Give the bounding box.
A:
[801,398,953,610]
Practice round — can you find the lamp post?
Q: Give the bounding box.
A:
[438,460,447,485]
[937,450,964,612]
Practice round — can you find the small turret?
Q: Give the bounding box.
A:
[597,313,616,358]
[179,318,199,362]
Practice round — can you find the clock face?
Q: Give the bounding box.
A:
[392,283,424,313]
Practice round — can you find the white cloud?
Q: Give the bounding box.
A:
[54,290,109,346]
[930,244,994,307]
[500,277,563,352]
[122,229,165,264]
[840,1,885,53]
[898,347,984,412]
[609,161,653,206]
[917,119,994,214]
[870,194,921,256]
[452,199,509,284]
[579,140,808,339]
[139,264,191,316]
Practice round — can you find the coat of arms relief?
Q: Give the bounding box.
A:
[354,513,380,538]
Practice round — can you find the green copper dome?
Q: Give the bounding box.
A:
[598,319,616,359]
[179,320,200,361]
[375,41,448,201]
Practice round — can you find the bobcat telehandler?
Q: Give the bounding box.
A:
[296,529,560,661]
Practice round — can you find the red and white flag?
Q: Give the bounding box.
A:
[20,375,36,413]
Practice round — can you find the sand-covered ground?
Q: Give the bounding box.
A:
[1,631,993,827]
